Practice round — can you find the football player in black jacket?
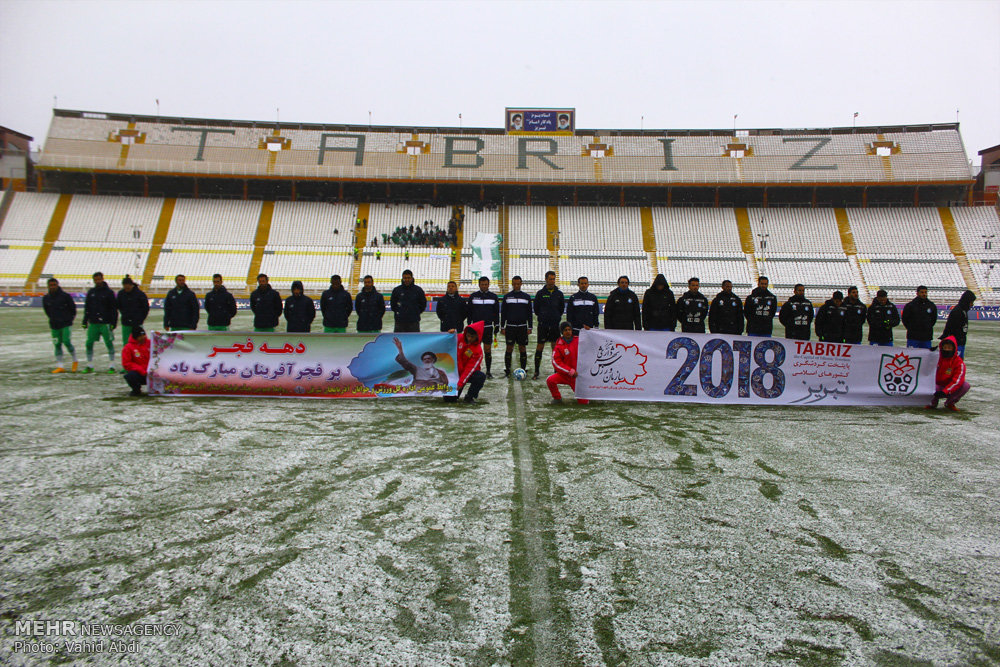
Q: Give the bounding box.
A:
[866,289,900,346]
[778,284,813,341]
[501,276,533,376]
[467,276,500,377]
[532,271,565,379]
[709,280,744,335]
[676,277,709,334]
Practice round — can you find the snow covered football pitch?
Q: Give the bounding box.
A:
[1,308,998,666]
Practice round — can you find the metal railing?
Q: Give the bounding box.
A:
[36,155,974,186]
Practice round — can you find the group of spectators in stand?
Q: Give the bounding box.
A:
[376,222,455,248]
[370,206,465,249]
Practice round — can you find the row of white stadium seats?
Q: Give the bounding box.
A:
[58,195,163,243]
[5,192,995,259]
[748,208,841,257]
[151,245,254,290]
[257,246,353,290]
[847,207,952,256]
[506,206,546,250]
[41,244,148,289]
[3,193,996,302]
[652,208,744,256]
[1,192,60,241]
[268,201,358,246]
[357,250,452,293]
[164,199,261,245]
[557,206,643,251]
[951,206,1000,258]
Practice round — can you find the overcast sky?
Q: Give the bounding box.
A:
[2,0,998,165]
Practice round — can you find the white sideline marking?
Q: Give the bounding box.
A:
[510,380,558,664]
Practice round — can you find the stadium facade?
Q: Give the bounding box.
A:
[0,109,997,304]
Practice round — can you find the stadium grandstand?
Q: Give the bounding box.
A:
[1,108,997,305]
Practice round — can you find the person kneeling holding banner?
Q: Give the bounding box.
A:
[444,321,487,404]
[122,326,150,397]
[547,321,589,405]
[926,335,969,412]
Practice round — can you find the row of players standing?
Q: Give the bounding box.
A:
[128,273,981,358]
[50,269,976,376]
[593,274,975,356]
[58,271,427,338]
[449,273,978,370]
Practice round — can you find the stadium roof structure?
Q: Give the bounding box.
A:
[37,109,974,188]
[0,126,34,142]
[31,109,980,209]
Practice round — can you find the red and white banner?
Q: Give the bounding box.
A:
[575,329,936,406]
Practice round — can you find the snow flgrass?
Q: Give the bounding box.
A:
[1,309,998,665]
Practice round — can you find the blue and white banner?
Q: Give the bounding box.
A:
[505,108,575,133]
[149,332,459,399]
[575,329,937,406]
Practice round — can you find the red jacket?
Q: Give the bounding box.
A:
[552,335,578,375]
[935,335,966,394]
[457,321,484,388]
[122,334,150,374]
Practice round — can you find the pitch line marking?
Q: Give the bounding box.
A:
[511,380,559,664]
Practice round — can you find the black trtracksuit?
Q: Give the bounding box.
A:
[533,286,565,375]
[709,290,744,335]
[901,295,937,344]
[43,288,76,330]
[744,287,777,336]
[642,275,676,331]
[815,300,847,342]
[355,287,386,332]
[566,290,599,333]
[390,282,427,332]
[842,297,867,344]
[533,287,565,340]
[204,286,237,328]
[283,293,315,333]
[467,289,500,373]
[866,300,900,344]
[940,289,976,349]
[676,290,709,334]
[604,287,641,330]
[84,283,119,328]
[250,284,283,330]
[163,285,198,330]
[320,286,353,330]
[116,287,149,328]
[779,294,814,341]
[501,289,533,372]
[436,292,468,332]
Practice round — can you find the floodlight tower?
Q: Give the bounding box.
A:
[132,224,143,276]
[984,234,996,303]
[757,222,769,265]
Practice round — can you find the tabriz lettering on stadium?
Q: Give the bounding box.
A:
[171,128,838,171]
